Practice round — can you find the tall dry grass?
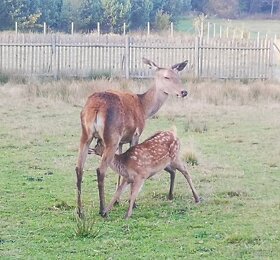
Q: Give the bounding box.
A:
[187,80,280,105]
[1,78,280,110]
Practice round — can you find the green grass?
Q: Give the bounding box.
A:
[1,81,280,259]
[177,17,280,38]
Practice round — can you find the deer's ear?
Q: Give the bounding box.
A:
[171,60,188,72]
[142,57,159,70]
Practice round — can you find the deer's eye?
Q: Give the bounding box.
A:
[164,76,170,79]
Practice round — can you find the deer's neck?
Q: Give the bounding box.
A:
[138,85,168,119]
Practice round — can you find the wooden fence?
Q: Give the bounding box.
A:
[0,33,275,80]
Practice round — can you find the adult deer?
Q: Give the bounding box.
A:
[92,129,200,219]
[75,58,188,217]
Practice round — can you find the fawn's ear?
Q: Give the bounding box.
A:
[142,57,160,70]
[171,60,188,72]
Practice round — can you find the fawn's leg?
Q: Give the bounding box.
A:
[164,166,176,200]
[103,178,129,217]
[173,160,200,203]
[125,178,145,219]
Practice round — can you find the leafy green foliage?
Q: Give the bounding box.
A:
[0,0,13,29]
[207,0,239,18]
[0,0,191,32]
[0,72,9,84]
[129,0,153,30]
[1,0,280,32]
[78,0,103,31]
[101,0,131,33]
[154,10,171,31]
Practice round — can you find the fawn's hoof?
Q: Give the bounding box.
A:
[195,196,203,203]
[113,200,120,206]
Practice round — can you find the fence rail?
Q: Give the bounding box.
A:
[0,33,275,80]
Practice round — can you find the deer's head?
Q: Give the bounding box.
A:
[143,58,188,98]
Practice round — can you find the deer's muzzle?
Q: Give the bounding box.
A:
[180,90,188,97]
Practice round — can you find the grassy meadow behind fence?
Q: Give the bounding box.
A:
[0,77,280,259]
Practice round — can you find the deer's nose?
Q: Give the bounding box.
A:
[181,90,188,97]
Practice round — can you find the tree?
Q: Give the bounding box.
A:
[3,0,42,31]
[260,0,280,16]
[191,0,209,13]
[154,9,171,30]
[129,0,153,30]
[150,0,191,25]
[37,0,63,30]
[59,0,77,32]
[0,0,13,30]
[79,0,103,31]
[206,0,239,18]
[101,0,131,33]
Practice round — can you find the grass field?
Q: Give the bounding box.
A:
[0,78,280,259]
[177,17,280,38]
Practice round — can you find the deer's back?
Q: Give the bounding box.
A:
[119,131,180,176]
[82,91,145,143]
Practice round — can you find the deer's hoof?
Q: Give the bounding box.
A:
[101,210,108,218]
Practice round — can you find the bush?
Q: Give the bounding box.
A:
[154,10,171,31]
[0,72,9,85]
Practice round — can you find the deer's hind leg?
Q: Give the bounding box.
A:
[76,124,94,218]
[97,129,121,216]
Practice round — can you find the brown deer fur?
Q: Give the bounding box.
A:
[75,58,188,217]
[92,130,200,219]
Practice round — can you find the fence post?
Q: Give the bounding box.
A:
[170,22,174,37]
[71,22,74,35]
[97,22,100,36]
[269,39,274,79]
[125,36,130,79]
[200,20,204,38]
[52,35,59,79]
[43,22,46,35]
[15,22,18,34]
[147,22,150,36]
[194,37,200,79]
[123,23,126,35]
[213,23,216,38]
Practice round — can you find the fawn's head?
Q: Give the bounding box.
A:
[91,139,104,157]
